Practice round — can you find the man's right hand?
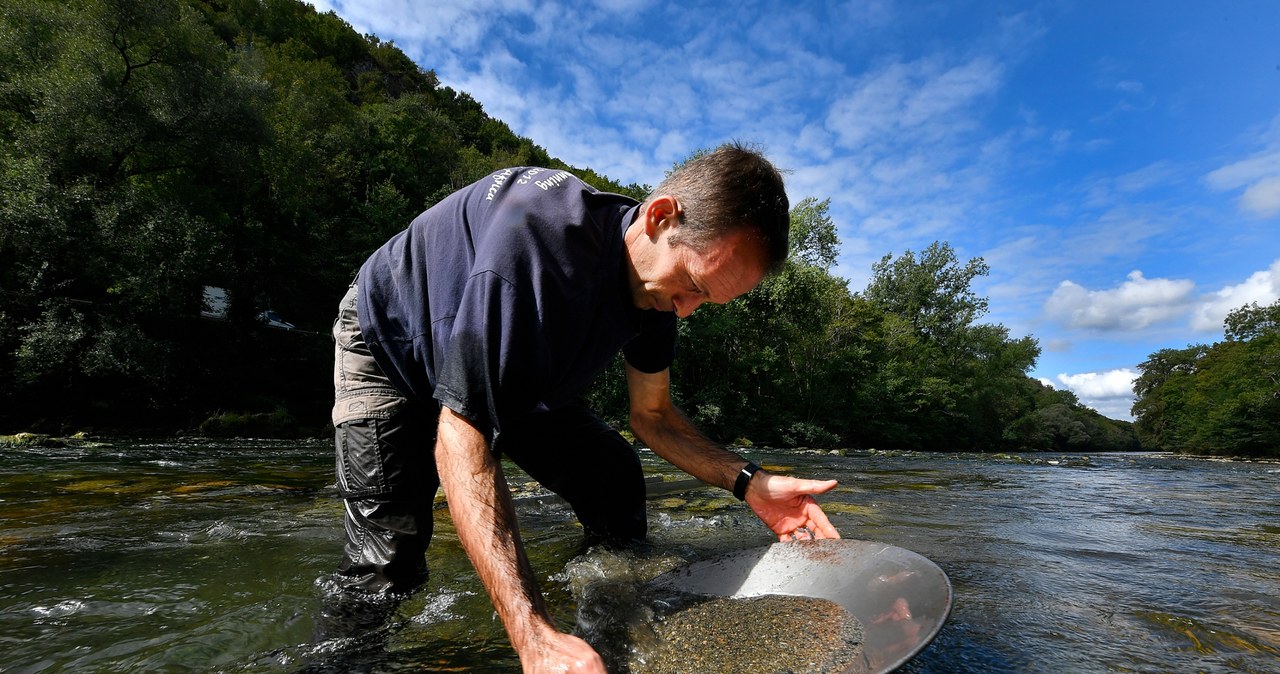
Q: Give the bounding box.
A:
[521,628,606,674]
[744,471,841,542]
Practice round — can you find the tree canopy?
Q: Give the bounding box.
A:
[1132,300,1279,457]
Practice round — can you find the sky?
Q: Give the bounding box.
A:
[305,0,1280,420]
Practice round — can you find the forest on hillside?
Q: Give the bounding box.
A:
[0,0,1210,454]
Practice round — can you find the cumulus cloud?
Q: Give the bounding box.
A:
[1054,369,1138,420]
[1048,261,1280,335]
[1056,369,1136,398]
[1045,270,1194,330]
[1190,259,1280,331]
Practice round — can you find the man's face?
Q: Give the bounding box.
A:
[629,223,769,318]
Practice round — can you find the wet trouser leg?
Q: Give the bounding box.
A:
[330,283,439,597]
[333,411,438,594]
[499,405,647,547]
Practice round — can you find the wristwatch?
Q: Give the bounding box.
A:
[733,462,761,501]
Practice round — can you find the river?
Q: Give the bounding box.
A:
[1,440,1277,673]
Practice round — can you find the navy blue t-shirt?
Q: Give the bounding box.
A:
[356,167,677,436]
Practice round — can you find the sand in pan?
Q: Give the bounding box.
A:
[632,594,865,674]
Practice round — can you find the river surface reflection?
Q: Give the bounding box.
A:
[1,440,1277,672]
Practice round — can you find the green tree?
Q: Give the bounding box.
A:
[1225,300,1280,341]
[863,241,990,350]
[788,197,839,269]
[1,0,269,427]
[1004,381,1138,452]
[853,241,1041,450]
[1132,299,1279,457]
[1132,345,1209,451]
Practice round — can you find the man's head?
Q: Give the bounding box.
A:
[645,142,790,273]
[625,143,789,317]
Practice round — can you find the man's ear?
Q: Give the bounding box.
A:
[643,195,682,237]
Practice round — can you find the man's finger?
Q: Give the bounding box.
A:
[800,478,838,494]
[809,507,841,539]
[813,516,841,539]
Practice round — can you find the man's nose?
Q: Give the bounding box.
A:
[673,295,704,318]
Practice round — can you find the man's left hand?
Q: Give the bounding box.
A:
[744,472,841,541]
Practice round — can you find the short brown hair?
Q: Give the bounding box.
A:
[647,142,790,272]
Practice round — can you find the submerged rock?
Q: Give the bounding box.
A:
[1,432,67,448]
[0,432,107,448]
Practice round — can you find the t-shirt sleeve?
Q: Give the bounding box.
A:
[433,270,548,434]
[623,310,677,374]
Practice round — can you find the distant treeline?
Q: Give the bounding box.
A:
[1132,301,1279,457]
[0,0,1146,452]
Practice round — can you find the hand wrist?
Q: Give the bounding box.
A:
[511,613,560,653]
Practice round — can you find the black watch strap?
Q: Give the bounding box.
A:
[733,462,761,501]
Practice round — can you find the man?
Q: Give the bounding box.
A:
[330,142,840,672]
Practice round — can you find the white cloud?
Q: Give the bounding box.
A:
[1045,270,1194,330]
[1190,259,1280,331]
[1055,369,1138,420]
[1240,175,1280,218]
[311,0,525,51]
[1205,148,1280,192]
[1045,261,1280,335]
[1056,369,1136,398]
[445,49,529,125]
[1114,160,1180,194]
[825,62,912,150]
[1205,113,1280,219]
[825,56,1003,151]
[591,0,657,13]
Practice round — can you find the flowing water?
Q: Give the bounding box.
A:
[1,440,1277,673]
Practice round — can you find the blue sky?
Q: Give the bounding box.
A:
[306,0,1280,420]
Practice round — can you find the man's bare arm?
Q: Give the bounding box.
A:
[626,364,840,540]
[625,364,744,490]
[434,407,605,673]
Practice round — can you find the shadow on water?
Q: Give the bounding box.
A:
[2,442,1279,672]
